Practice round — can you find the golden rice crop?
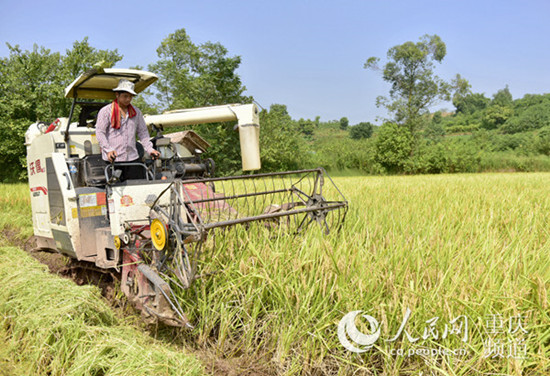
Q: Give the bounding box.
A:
[1,173,549,375]
[175,173,550,375]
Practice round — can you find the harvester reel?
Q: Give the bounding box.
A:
[137,169,347,326]
[299,194,331,235]
[167,228,194,289]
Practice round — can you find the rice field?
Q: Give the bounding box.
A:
[1,173,549,375]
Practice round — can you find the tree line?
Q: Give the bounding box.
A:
[313,34,550,174]
[2,31,550,182]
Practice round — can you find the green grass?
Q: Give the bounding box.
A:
[1,175,549,375]
[0,183,33,241]
[479,152,550,172]
[0,245,204,376]
[0,184,204,376]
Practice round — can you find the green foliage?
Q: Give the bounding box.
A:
[147,28,254,175]
[450,73,472,109]
[7,33,550,179]
[349,122,374,139]
[431,111,443,124]
[311,134,380,173]
[535,126,550,155]
[403,137,481,174]
[297,118,316,138]
[193,121,243,174]
[492,85,513,107]
[1,43,63,121]
[61,37,122,85]
[259,104,311,172]
[445,123,480,134]
[339,116,349,130]
[374,122,413,172]
[424,120,445,141]
[368,123,482,175]
[482,105,513,130]
[149,28,250,110]
[0,119,29,182]
[0,40,122,181]
[440,111,479,135]
[513,93,550,112]
[127,65,159,115]
[478,151,550,172]
[501,101,550,134]
[490,132,536,153]
[454,92,490,114]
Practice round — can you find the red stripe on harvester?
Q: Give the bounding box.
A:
[30,186,48,195]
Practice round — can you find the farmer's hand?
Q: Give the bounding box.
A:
[107,151,117,163]
[150,150,161,160]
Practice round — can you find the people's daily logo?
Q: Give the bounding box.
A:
[337,310,381,353]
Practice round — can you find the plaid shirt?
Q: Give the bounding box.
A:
[95,103,154,162]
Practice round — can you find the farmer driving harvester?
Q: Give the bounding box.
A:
[95,79,161,180]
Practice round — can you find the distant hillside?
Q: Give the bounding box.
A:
[306,92,550,174]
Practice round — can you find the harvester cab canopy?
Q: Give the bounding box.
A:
[64,68,158,100]
[63,68,158,142]
[59,67,261,171]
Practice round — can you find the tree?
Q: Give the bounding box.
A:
[424,120,445,141]
[147,28,253,174]
[314,116,320,127]
[149,28,250,110]
[297,118,315,137]
[0,118,30,181]
[500,102,550,134]
[374,122,413,172]
[0,43,63,121]
[482,105,513,130]
[492,85,513,107]
[454,92,490,115]
[450,73,472,108]
[259,105,310,171]
[536,127,550,155]
[364,34,465,134]
[61,37,122,85]
[349,122,374,139]
[0,40,122,123]
[0,40,122,181]
[339,117,349,130]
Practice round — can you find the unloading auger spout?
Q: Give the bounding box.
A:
[144,104,261,171]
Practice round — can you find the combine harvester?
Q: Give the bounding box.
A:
[26,68,348,326]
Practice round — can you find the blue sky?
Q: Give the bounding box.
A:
[1,0,549,124]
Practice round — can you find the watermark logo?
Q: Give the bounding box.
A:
[338,308,529,359]
[337,310,381,353]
